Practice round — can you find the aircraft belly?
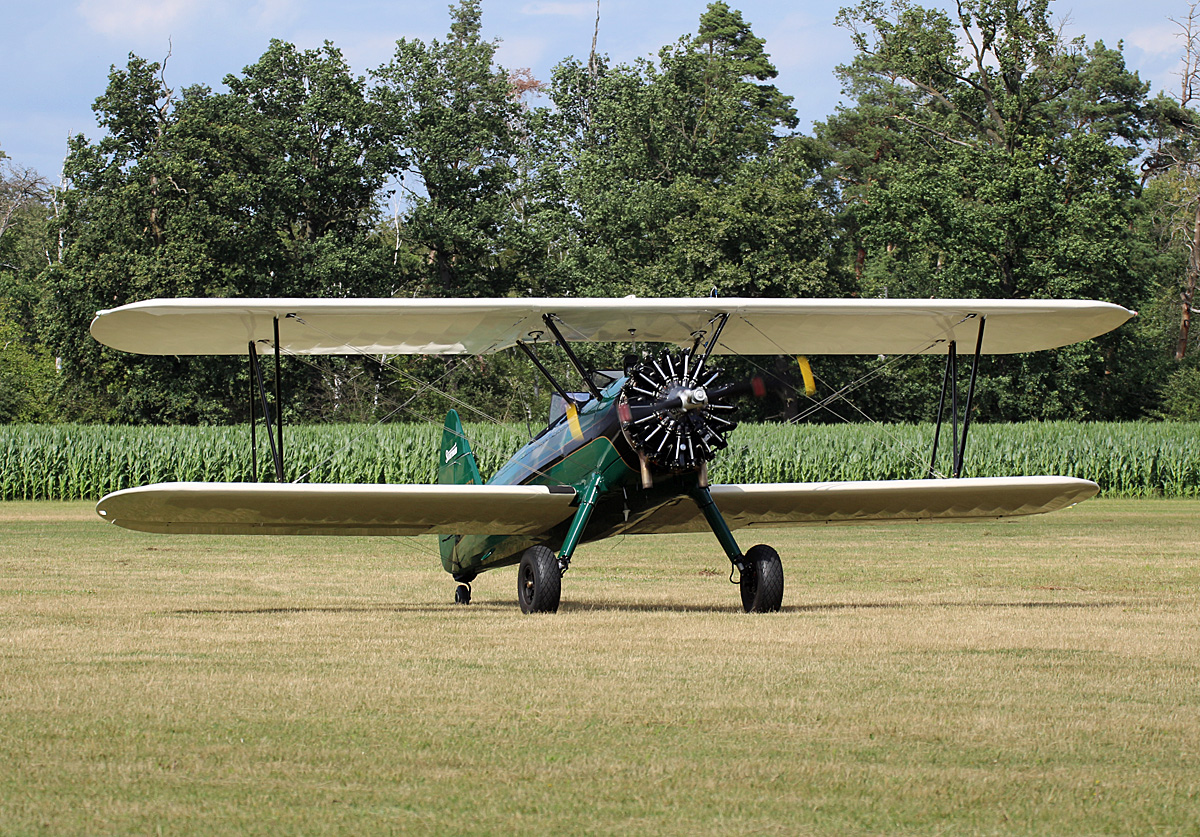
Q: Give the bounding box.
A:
[582,476,702,542]
[446,533,547,579]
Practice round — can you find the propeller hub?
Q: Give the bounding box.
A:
[679,386,708,411]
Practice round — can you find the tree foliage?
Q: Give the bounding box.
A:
[532,7,842,301]
[372,0,530,297]
[45,44,395,422]
[817,0,1157,419]
[3,0,1189,426]
[0,148,57,421]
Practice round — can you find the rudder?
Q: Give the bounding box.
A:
[439,409,482,487]
[439,409,482,576]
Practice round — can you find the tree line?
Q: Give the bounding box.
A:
[2,0,1199,426]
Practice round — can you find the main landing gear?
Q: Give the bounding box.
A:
[687,482,785,612]
[498,474,783,615]
[517,545,562,614]
[507,491,785,613]
[739,544,784,613]
[508,539,783,613]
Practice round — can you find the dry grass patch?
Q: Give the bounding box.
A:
[1,499,1198,835]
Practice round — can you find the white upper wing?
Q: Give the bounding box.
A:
[90,297,1135,357]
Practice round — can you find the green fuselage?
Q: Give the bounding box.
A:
[441,378,642,581]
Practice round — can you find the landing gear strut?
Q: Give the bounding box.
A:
[515,473,602,614]
[689,482,785,613]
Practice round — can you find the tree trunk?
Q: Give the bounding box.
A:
[774,355,797,421]
[1175,201,1200,361]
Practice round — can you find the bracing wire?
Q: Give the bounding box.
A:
[261,323,568,487]
[725,311,982,480]
[263,306,977,489]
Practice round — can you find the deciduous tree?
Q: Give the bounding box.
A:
[372,0,529,297]
[537,3,838,299]
[817,0,1156,419]
[46,44,394,422]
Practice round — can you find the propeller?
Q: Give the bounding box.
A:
[618,349,770,473]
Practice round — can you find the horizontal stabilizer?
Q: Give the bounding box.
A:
[97,482,578,536]
[614,476,1099,535]
[91,297,1135,357]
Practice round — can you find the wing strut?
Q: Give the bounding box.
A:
[543,314,602,400]
[515,338,574,405]
[928,315,986,478]
[247,317,286,482]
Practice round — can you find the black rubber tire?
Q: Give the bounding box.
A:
[517,546,561,614]
[454,584,471,605]
[740,544,784,613]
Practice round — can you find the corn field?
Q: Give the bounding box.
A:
[1,422,1198,501]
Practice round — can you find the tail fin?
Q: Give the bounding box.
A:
[439,410,483,576]
[439,409,482,486]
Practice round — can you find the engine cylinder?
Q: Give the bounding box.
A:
[618,349,739,472]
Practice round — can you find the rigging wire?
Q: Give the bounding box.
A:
[724,311,984,480]
[713,343,944,479]
[550,307,949,479]
[259,325,567,486]
[262,306,979,488]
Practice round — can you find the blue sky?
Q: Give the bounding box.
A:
[1,0,1191,178]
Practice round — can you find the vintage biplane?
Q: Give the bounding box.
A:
[91,297,1134,613]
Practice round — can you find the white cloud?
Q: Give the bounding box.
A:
[1128,22,1183,58]
[330,32,408,72]
[766,11,854,75]
[521,2,594,18]
[77,0,203,39]
[250,0,297,28]
[495,35,553,71]
[77,0,300,42]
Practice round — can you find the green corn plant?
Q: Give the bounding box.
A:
[3,422,1200,500]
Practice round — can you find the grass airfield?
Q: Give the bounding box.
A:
[2,499,1198,835]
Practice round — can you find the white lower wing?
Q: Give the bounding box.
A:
[617,476,1098,535]
[97,476,1097,538]
[96,482,578,536]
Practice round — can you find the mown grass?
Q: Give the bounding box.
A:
[1,499,1198,834]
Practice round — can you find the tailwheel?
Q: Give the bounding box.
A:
[740,544,784,613]
[517,545,561,614]
[454,583,471,605]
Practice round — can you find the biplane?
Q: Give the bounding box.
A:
[91,297,1134,613]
